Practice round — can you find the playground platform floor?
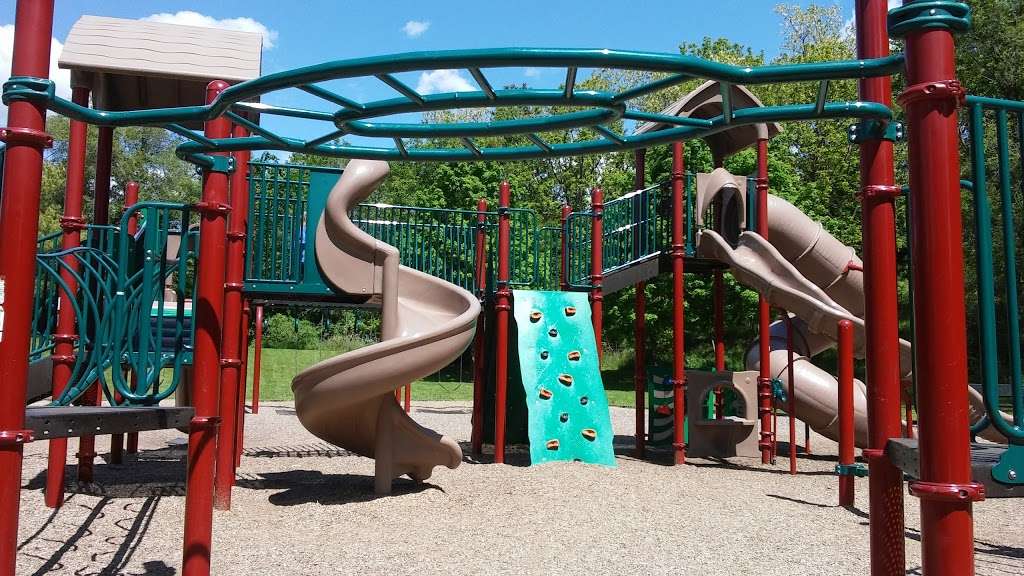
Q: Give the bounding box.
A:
[17,401,1024,575]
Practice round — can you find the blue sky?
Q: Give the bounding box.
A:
[0,1,866,152]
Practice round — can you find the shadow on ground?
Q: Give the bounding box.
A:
[235,469,443,505]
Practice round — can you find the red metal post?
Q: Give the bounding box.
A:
[403,382,411,412]
[182,80,231,576]
[838,319,855,506]
[214,124,249,510]
[900,4,981,574]
[43,85,89,508]
[590,187,603,362]
[76,124,114,483]
[670,142,686,465]
[713,269,725,419]
[494,181,511,464]
[470,199,488,455]
[755,137,773,464]
[559,204,571,291]
[110,180,140,464]
[902,379,915,439]
[856,2,908,573]
[0,1,55,570]
[252,303,263,414]
[236,300,250,468]
[633,148,647,458]
[124,181,140,455]
[634,282,646,458]
[785,314,797,475]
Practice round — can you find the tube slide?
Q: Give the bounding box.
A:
[291,160,480,494]
[696,168,1002,446]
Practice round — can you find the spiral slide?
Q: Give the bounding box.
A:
[695,168,1002,447]
[291,160,480,494]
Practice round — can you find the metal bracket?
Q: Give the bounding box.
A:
[898,80,966,109]
[909,479,985,502]
[848,120,903,144]
[858,184,902,203]
[189,153,236,174]
[219,358,242,368]
[59,216,87,232]
[991,442,1024,485]
[193,200,232,216]
[226,231,246,241]
[0,126,53,149]
[835,463,869,477]
[1,76,55,106]
[189,415,222,431]
[0,429,34,446]
[224,282,245,292]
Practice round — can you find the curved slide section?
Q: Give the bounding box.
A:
[292,160,480,494]
[695,169,1002,445]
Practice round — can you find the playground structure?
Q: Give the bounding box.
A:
[1,2,1022,576]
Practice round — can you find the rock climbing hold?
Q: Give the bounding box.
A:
[530,311,543,322]
[546,439,560,450]
[567,351,581,361]
[564,306,577,316]
[581,428,597,441]
[559,412,569,423]
[548,327,558,337]
[540,350,549,360]
[539,388,553,400]
[558,374,574,387]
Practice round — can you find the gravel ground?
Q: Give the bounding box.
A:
[16,401,1024,575]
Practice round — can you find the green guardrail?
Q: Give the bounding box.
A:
[965,96,1024,484]
[31,203,197,406]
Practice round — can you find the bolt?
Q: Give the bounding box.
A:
[1009,469,1018,480]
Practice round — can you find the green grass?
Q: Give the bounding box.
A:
[246,347,643,407]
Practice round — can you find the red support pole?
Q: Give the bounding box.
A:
[899,4,981,574]
[76,124,113,483]
[670,141,686,465]
[44,85,89,509]
[755,137,773,464]
[404,381,411,413]
[0,1,55,570]
[236,300,250,468]
[713,269,725,419]
[559,204,571,291]
[110,180,140,465]
[856,2,909,573]
[785,314,797,475]
[902,379,915,439]
[213,124,249,510]
[252,303,263,414]
[494,181,511,464]
[470,199,488,456]
[838,319,856,507]
[182,80,231,576]
[124,181,140,455]
[633,148,647,459]
[590,187,603,362]
[634,282,646,458]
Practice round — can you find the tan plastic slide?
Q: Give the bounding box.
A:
[696,168,1003,446]
[291,160,480,494]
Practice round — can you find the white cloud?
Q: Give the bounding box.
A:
[524,67,542,78]
[142,11,278,49]
[0,24,72,125]
[402,20,430,38]
[415,69,474,95]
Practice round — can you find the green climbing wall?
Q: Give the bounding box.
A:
[513,290,616,467]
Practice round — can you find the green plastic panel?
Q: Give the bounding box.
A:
[513,290,615,467]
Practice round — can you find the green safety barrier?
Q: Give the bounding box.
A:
[513,290,615,466]
[31,202,197,407]
[965,95,1024,484]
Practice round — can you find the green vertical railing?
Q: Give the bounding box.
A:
[965,96,1024,484]
[246,162,311,286]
